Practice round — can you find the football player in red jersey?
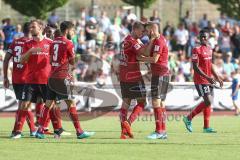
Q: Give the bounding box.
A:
[119,21,154,139]
[35,21,95,139]
[9,19,53,138]
[137,22,169,139]
[183,29,223,133]
[3,22,37,138]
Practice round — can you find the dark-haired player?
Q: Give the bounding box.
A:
[3,22,36,138]
[35,21,95,139]
[183,29,223,133]
[119,21,153,139]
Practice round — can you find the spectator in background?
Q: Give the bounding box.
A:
[106,19,121,51]
[2,18,15,50]
[223,52,235,81]
[219,29,231,54]
[149,9,161,24]
[124,9,137,23]
[179,54,192,81]
[187,22,199,57]
[13,24,24,39]
[218,12,227,27]
[199,13,208,29]
[112,10,122,28]
[48,11,59,26]
[119,20,130,42]
[85,17,97,51]
[207,21,219,49]
[98,11,112,33]
[231,24,240,59]
[182,10,191,30]
[174,23,189,56]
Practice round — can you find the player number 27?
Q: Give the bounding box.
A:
[53,44,59,61]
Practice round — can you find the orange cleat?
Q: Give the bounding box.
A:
[122,121,134,138]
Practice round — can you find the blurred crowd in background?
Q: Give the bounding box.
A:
[0,8,240,86]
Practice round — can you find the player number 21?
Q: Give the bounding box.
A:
[53,44,59,61]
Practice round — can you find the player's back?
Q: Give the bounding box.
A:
[49,36,75,79]
[8,37,30,84]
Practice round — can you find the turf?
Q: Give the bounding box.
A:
[0,115,240,160]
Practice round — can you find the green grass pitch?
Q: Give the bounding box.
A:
[1,115,240,160]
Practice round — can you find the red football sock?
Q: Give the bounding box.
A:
[128,103,144,125]
[35,103,44,124]
[43,114,51,129]
[187,102,206,121]
[203,106,211,128]
[26,110,36,132]
[119,108,128,132]
[154,107,163,133]
[68,107,83,134]
[15,110,28,132]
[162,108,167,132]
[50,107,62,130]
[39,106,50,127]
[12,110,19,132]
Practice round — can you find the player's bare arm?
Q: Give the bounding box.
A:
[211,64,223,87]
[137,51,160,63]
[192,61,216,84]
[3,52,12,88]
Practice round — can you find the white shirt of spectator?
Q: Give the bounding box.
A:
[174,29,189,45]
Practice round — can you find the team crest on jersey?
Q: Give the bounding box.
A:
[192,53,198,59]
[44,44,49,49]
[134,43,141,50]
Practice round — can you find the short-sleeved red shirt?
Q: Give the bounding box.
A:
[192,45,213,84]
[49,36,75,79]
[150,35,169,76]
[24,38,52,84]
[119,35,143,82]
[7,37,30,84]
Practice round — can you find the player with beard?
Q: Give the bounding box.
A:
[35,21,95,139]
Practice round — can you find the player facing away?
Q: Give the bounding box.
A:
[137,22,169,139]
[35,21,95,139]
[119,21,153,139]
[183,29,223,133]
[3,22,37,138]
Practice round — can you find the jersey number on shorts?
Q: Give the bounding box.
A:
[204,86,210,93]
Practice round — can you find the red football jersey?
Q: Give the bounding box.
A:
[24,38,52,84]
[192,45,213,84]
[150,35,169,76]
[49,36,75,79]
[119,35,143,82]
[7,37,30,84]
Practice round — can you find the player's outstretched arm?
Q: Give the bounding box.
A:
[211,64,223,87]
[3,52,12,88]
[193,62,216,84]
